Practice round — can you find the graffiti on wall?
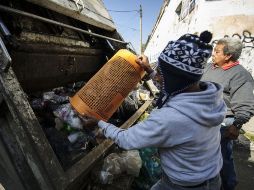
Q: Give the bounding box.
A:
[211,30,254,76]
[212,30,254,49]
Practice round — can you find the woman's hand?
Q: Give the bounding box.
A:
[135,55,154,74]
[81,116,99,128]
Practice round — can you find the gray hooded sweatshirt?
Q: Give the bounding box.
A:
[98,81,226,186]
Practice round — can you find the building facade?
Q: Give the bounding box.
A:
[144,0,254,75]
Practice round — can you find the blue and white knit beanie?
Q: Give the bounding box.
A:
[156,31,213,108]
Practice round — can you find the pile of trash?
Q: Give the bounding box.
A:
[86,108,162,190]
[97,150,142,185]
[132,111,162,190]
[28,83,97,169]
[86,150,142,190]
[28,81,151,169]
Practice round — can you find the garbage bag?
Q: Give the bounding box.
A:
[43,91,69,104]
[132,148,162,190]
[132,112,162,189]
[117,95,139,120]
[121,150,142,177]
[98,171,114,185]
[99,150,142,184]
[53,103,83,129]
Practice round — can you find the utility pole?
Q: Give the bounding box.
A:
[139,4,142,55]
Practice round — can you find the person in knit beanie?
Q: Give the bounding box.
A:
[86,31,227,190]
[138,31,214,108]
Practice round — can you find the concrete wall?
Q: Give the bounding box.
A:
[145,0,254,76]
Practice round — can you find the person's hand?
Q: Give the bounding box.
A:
[135,55,154,74]
[224,125,240,140]
[94,128,106,143]
[81,116,99,128]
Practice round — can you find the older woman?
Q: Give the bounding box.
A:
[202,37,254,190]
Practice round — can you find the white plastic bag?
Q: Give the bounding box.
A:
[99,150,142,184]
[53,103,83,129]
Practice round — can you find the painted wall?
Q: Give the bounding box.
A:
[144,0,254,75]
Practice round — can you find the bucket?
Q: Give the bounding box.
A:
[70,49,144,121]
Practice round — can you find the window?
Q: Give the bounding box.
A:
[180,0,189,20]
[175,2,182,16]
[189,0,196,13]
[176,0,196,20]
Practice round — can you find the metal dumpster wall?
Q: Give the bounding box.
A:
[0,67,152,189]
[0,1,143,189]
[0,120,26,190]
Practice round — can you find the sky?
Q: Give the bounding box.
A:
[103,0,163,54]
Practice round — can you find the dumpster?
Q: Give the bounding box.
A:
[0,1,152,189]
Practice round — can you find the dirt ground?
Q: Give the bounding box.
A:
[234,135,254,190]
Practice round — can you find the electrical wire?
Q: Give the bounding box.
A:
[108,9,139,13]
[116,23,139,31]
[113,12,140,31]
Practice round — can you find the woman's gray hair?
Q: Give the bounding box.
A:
[217,38,243,61]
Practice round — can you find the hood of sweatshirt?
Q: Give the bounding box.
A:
[165,81,226,127]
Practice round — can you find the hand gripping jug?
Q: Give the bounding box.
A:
[70,49,144,121]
